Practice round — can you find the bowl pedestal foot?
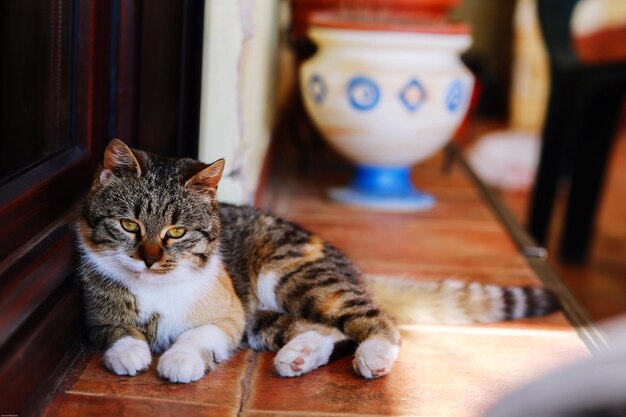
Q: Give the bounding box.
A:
[328,165,435,211]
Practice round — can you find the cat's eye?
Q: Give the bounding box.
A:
[166,226,187,239]
[120,219,140,233]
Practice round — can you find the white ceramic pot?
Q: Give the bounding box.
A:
[301,25,474,167]
[300,22,474,210]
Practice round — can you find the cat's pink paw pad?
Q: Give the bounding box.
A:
[353,339,400,379]
[274,345,315,376]
[274,331,334,377]
[104,336,151,376]
[290,356,305,371]
[157,348,206,383]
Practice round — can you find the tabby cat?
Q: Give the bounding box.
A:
[76,139,559,383]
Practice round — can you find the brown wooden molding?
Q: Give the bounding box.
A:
[0,150,92,261]
[0,1,207,415]
[0,0,112,261]
[0,1,112,416]
[0,279,83,417]
[114,0,141,146]
[0,224,77,347]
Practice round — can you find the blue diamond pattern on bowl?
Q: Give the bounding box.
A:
[307,74,327,105]
[399,78,427,112]
[445,80,465,112]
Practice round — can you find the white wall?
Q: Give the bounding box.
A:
[199,0,280,204]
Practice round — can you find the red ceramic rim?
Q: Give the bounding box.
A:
[291,0,462,11]
[308,12,471,35]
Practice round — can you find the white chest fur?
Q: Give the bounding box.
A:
[123,256,222,352]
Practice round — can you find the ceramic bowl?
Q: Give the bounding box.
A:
[300,16,474,210]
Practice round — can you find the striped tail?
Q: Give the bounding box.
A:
[364,275,560,325]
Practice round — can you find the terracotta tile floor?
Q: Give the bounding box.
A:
[44,153,590,417]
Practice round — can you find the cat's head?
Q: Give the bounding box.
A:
[77,139,224,282]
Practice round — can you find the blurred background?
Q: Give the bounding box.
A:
[1,0,626,414]
[4,0,624,316]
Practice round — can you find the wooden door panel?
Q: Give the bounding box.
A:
[0,1,204,415]
[0,1,111,415]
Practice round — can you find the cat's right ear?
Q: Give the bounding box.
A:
[184,159,225,193]
[100,139,142,184]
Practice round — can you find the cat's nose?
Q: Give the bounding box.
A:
[138,243,163,269]
[143,257,158,268]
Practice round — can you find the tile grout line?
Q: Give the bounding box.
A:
[295,219,509,232]
[64,390,232,409]
[397,323,582,338]
[65,350,260,414]
[238,349,259,416]
[241,408,428,417]
[360,263,533,276]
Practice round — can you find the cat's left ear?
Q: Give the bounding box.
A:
[185,159,225,192]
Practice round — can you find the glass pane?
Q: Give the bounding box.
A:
[0,0,73,184]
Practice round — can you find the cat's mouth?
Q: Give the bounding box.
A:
[140,267,170,276]
[122,256,174,276]
[120,261,167,278]
[128,261,182,279]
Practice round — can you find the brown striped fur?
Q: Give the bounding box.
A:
[76,140,559,382]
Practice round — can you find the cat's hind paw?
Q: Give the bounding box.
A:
[274,331,334,377]
[353,339,399,379]
[157,348,206,383]
[104,336,151,376]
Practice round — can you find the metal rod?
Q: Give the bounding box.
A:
[448,144,611,354]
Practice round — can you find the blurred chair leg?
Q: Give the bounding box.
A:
[528,71,579,245]
[559,87,624,262]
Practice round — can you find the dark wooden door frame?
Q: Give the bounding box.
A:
[0,1,206,415]
[0,2,111,416]
[113,0,205,158]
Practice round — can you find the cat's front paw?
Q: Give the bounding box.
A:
[104,336,151,376]
[157,348,206,383]
[274,331,334,377]
[353,339,399,379]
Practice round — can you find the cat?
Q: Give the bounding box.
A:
[76,139,559,383]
